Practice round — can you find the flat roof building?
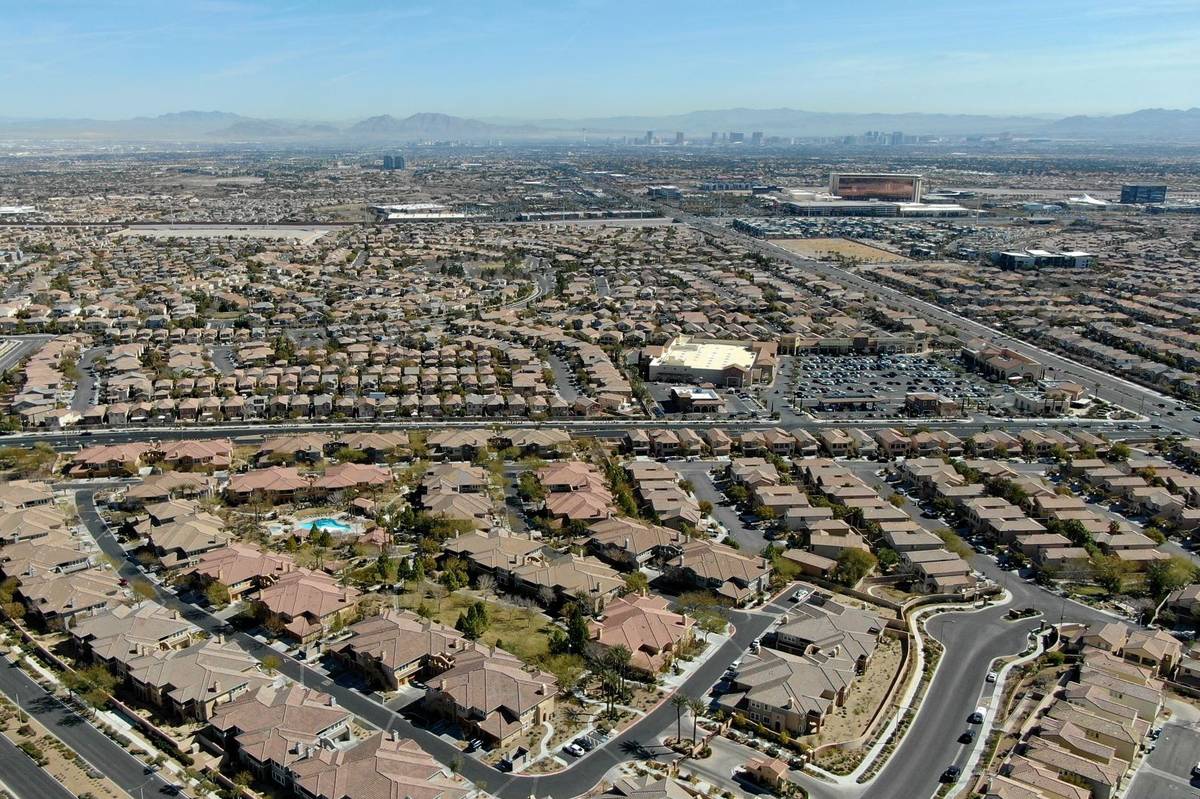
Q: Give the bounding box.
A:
[1120,184,1167,204]
[647,335,776,387]
[830,173,923,203]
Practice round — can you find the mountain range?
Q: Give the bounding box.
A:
[1,107,1197,143]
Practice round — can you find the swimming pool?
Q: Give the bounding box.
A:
[296,517,353,534]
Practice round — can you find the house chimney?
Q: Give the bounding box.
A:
[211,680,222,693]
[328,696,337,707]
[540,682,548,695]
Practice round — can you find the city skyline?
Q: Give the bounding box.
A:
[3,0,1199,121]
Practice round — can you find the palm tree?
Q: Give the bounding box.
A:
[689,697,706,745]
[671,694,689,743]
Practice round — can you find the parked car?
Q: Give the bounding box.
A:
[563,743,585,757]
[941,766,961,782]
[959,729,976,744]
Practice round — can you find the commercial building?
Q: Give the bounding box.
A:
[989,249,1096,269]
[647,335,776,386]
[646,185,682,200]
[1119,184,1166,204]
[830,173,923,202]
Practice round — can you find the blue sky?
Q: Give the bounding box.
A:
[3,0,1198,120]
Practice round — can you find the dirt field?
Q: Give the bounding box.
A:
[803,635,904,748]
[773,237,909,263]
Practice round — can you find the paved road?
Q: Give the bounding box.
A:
[0,731,77,799]
[547,353,581,403]
[209,346,237,376]
[71,346,107,413]
[2,415,1155,455]
[0,336,51,373]
[75,489,782,799]
[867,607,1041,799]
[669,460,768,552]
[0,653,180,798]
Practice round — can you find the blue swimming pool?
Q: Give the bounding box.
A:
[297,517,353,534]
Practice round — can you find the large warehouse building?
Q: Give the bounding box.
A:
[829,173,924,203]
[647,336,777,386]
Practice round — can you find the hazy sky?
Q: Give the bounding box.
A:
[4,0,1198,120]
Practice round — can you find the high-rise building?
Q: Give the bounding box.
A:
[830,172,924,202]
[710,131,719,144]
[382,155,393,170]
[644,130,654,145]
[1120,184,1167,204]
[728,132,745,143]
[750,131,763,146]
[674,131,685,145]
[382,154,405,170]
[889,131,904,146]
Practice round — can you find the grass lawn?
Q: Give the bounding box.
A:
[392,585,585,686]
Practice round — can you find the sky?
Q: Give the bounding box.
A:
[2,0,1199,121]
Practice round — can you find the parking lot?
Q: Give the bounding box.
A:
[787,353,1000,419]
[1126,721,1200,799]
[645,382,767,420]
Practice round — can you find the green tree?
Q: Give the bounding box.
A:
[671,693,688,743]
[834,549,876,587]
[455,601,491,640]
[623,571,650,596]
[63,665,117,708]
[205,581,231,608]
[876,547,900,571]
[262,655,281,675]
[1089,553,1128,595]
[1146,556,1199,599]
[567,602,591,654]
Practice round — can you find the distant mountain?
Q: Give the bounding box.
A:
[347,112,528,139]
[216,119,340,139]
[0,107,1196,143]
[1047,108,1200,140]
[515,107,1050,137]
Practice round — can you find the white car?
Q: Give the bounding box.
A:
[563,743,585,758]
[986,671,998,683]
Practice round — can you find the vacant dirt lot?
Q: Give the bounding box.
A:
[774,237,909,263]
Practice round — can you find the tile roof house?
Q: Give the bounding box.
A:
[256,569,361,644]
[718,646,856,736]
[330,609,469,691]
[289,731,469,799]
[588,594,694,676]
[774,593,884,671]
[586,516,687,569]
[424,645,557,748]
[227,466,312,503]
[206,684,353,788]
[311,463,392,495]
[125,635,276,721]
[664,539,772,605]
[184,543,298,600]
[511,552,624,613]
[14,567,128,629]
[69,602,194,674]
